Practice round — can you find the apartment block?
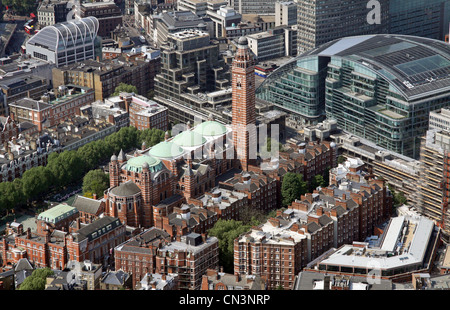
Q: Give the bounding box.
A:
[201,268,266,290]
[9,85,95,132]
[416,128,450,241]
[0,75,48,116]
[219,171,278,214]
[154,29,230,124]
[114,228,219,289]
[0,116,18,145]
[52,56,155,102]
[234,175,392,289]
[275,1,297,27]
[79,2,123,38]
[234,209,307,290]
[37,0,70,29]
[247,26,297,62]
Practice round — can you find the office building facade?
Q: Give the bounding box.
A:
[26,17,99,67]
[256,34,450,158]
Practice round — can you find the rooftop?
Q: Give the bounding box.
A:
[305,34,450,100]
[318,215,436,271]
[37,204,78,223]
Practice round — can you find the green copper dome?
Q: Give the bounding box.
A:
[125,155,162,173]
[148,141,185,159]
[193,121,227,137]
[172,130,207,148]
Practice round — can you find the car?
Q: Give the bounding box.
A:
[139,35,146,43]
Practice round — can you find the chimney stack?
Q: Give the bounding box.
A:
[235,273,240,283]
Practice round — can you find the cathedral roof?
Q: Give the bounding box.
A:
[148,141,185,159]
[172,130,206,148]
[124,155,162,173]
[192,121,227,137]
[110,181,141,197]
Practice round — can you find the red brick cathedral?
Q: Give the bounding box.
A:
[104,37,261,229]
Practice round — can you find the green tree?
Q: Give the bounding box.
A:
[281,172,308,207]
[309,174,326,192]
[112,83,138,96]
[388,184,407,207]
[18,268,53,290]
[21,166,53,202]
[137,127,166,148]
[4,0,36,15]
[82,169,109,197]
[208,219,253,273]
[338,155,346,164]
[46,151,85,188]
[146,90,154,99]
[260,137,284,159]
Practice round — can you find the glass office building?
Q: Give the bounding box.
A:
[389,0,450,40]
[256,34,450,159]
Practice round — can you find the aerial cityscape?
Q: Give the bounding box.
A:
[0,0,449,297]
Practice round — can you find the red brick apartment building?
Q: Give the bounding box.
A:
[1,211,126,270]
[234,176,392,290]
[0,116,18,145]
[114,228,219,289]
[9,85,95,132]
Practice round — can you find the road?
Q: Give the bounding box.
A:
[4,20,30,55]
[122,14,156,48]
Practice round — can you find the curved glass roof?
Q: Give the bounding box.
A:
[258,34,450,101]
[172,130,206,148]
[192,121,227,137]
[27,17,99,51]
[124,155,163,173]
[148,141,185,159]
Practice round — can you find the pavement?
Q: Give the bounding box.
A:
[0,214,36,233]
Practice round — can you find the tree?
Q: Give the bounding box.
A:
[146,90,154,99]
[281,172,308,207]
[3,0,37,15]
[21,166,53,202]
[208,219,252,273]
[82,169,109,197]
[338,155,346,164]
[388,184,407,207]
[137,128,166,148]
[309,174,326,192]
[112,83,138,96]
[238,204,266,226]
[260,137,284,159]
[18,268,53,290]
[46,151,85,188]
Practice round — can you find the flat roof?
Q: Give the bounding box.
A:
[319,216,435,270]
[380,216,404,252]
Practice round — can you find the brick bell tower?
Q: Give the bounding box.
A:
[232,36,257,171]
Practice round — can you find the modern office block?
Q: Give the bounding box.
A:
[275,1,297,27]
[26,17,99,67]
[296,0,389,53]
[153,30,230,124]
[256,34,450,158]
[389,0,450,40]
